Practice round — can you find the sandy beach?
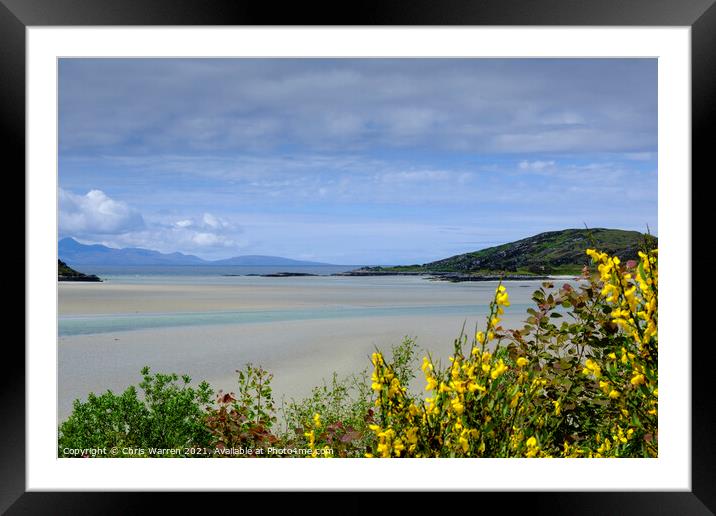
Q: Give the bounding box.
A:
[57,276,539,315]
[58,277,557,422]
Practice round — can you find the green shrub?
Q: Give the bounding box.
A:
[204,364,279,453]
[58,387,146,455]
[58,366,213,456]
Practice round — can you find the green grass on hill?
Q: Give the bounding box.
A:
[379,228,656,275]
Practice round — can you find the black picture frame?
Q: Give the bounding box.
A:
[6,0,713,513]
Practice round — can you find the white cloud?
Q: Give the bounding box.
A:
[59,188,145,235]
[59,191,239,257]
[518,160,556,171]
[191,232,223,246]
[96,226,238,257]
[380,170,450,183]
[144,213,237,252]
[202,212,229,229]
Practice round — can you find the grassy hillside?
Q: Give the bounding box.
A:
[384,228,656,275]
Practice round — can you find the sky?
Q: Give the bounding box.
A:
[58,58,657,265]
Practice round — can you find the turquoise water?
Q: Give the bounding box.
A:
[58,303,530,336]
[77,265,360,275]
[59,268,572,337]
[74,265,360,285]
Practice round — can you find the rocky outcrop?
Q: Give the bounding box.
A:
[58,260,102,282]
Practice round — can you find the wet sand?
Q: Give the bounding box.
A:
[57,277,558,421]
[59,312,529,422]
[57,276,549,315]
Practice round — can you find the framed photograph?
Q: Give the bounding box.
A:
[8,0,712,512]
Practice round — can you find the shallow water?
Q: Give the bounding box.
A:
[59,302,536,336]
[57,274,581,421]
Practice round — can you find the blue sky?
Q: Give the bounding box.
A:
[58,58,657,264]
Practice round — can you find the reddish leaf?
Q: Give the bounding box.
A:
[340,430,362,443]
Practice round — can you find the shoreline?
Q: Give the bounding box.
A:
[217,271,574,283]
[57,276,573,422]
[58,312,524,423]
[333,270,579,282]
[58,276,564,316]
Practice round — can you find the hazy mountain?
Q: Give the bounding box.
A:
[58,238,332,267]
[58,237,206,266]
[212,255,332,266]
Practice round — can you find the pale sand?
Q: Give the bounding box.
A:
[57,277,566,422]
[57,277,547,315]
[58,311,526,422]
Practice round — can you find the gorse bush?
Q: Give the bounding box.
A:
[280,338,416,457]
[363,246,658,458]
[59,247,657,459]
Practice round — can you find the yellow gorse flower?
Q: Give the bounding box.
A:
[582,358,602,379]
[630,373,646,386]
[490,359,509,380]
[450,397,465,415]
[552,400,561,416]
[467,380,486,393]
[495,284,511,308]
[361,247,656,459]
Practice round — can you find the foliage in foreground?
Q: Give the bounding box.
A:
[58,367,213,456]
[366,246,657,457]
[59,246,657,458]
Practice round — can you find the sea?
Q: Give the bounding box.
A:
[57,264,555,337]
[74,264,360,284]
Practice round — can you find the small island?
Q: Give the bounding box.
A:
[58,259,101,282]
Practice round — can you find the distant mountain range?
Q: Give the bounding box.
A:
[59,228,656,272]
[58,238,334,267]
